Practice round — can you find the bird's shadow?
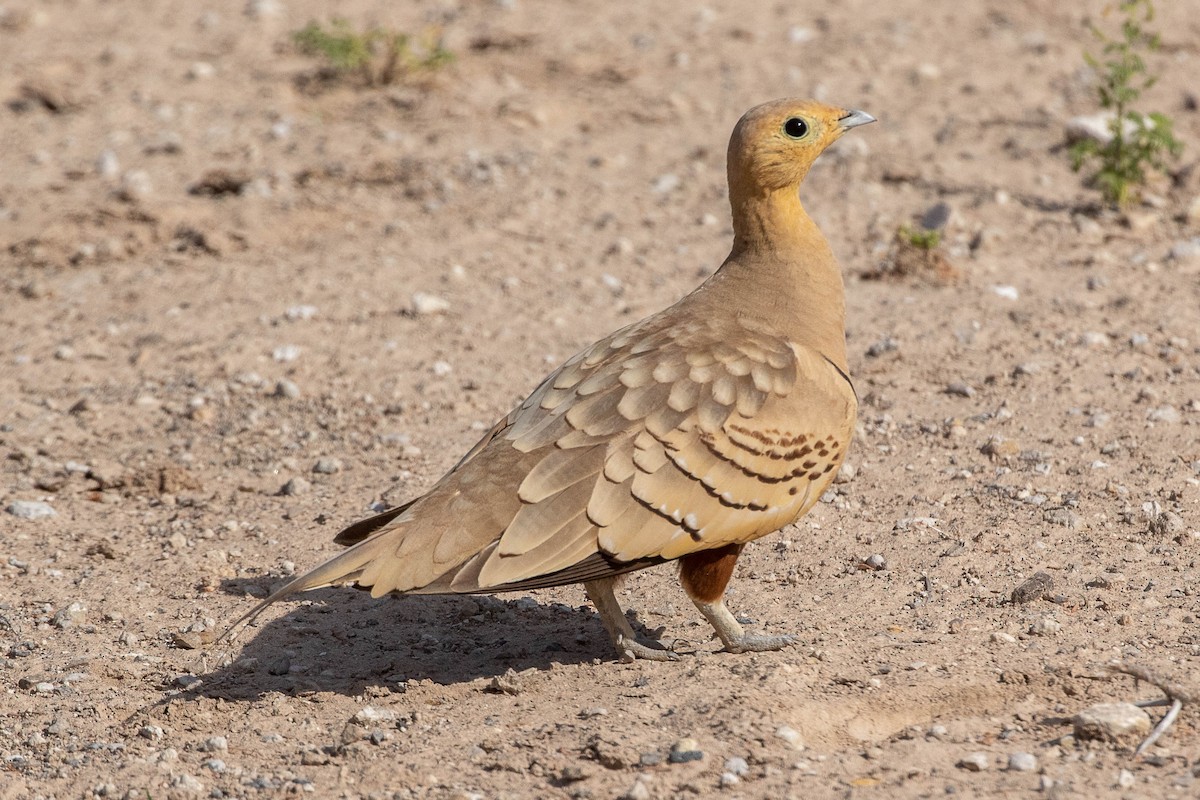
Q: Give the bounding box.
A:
[187,580,644,702]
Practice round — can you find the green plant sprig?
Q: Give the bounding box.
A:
[1070,0,1182,207]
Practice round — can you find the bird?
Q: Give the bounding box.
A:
[227,98,874,662]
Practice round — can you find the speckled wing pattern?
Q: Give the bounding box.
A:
[273,313,856,600]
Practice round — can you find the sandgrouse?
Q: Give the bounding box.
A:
[230,99,874,662]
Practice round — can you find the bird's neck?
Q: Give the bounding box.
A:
[717,185,849,372]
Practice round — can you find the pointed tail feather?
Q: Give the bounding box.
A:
[219,533,396,642]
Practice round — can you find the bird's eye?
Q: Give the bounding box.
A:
[783,117,809,139]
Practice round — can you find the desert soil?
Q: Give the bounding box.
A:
[3,1,1200,798]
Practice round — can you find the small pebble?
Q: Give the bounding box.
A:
[775,725,804,749]
[669,737,703,763]
[723,756,749,776]
[173,773,203,792]
[353,706,396,724]
[622,780,651,800]
[7,500,56,519]
[1007,752,1037,772]
[280,477,310,496]
[1073,703,1151,741]
[201,735,228,752]
[945,382,975,398]
[139,725,164,740]
[957,752,989,771]
[313,458,342,474]
[1028,617,1061,636]
[187,62,215,80]
[1010,571,1054,604]
[272,344,301,362]
[284,304,318,321]
[862,553,887,571]
[273,379,301,399]
[411,292,451,316]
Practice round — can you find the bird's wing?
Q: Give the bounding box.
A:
[240,313,856,618]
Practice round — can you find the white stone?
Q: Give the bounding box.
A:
[1073,703,1152,741]
[7,500,56,519]
[411,292,451,315]
[957,752,989,771]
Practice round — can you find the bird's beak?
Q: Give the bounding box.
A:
[838,109,876,130]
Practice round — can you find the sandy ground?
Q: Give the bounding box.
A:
[3,0,1200,798]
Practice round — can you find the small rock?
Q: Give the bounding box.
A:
[187,62,215,80]
[352,706,396,724]
[52,601,86,628]
[201,735,228,752]
[273,379,301,399]
[172,632,202,650]
[945,382,975,398]
[720,772,740,787]
[1007,752,1037,772]
[775,725,804,749]
[669,737,703,763]
[280,477,310,496]
[485,669,522,695]
[174,674,202,689]
[1043,508,1080,529]
[96,149,119,178]
[432,360,453,377]
[1065,112,1134,145]
[990,631,1017,644]
[284,304,318,321]
[1147,405,1180,424]
[410,292,451,316]
[139,725,164,740]
[189,168,253,197]
[244,0,282,18]
[862,553,887,571]
[920,202,952,231]
[117,169,152,201]
[272,344,301,362]
[653,173,680,194]
[865,336,899,358]
[1168,237,1200,261]
[1073,703,1152,741]
[1117,769,1136,788]
[1010,571,1054,604]
[1148,510,1185,537]
[723,756,749,776]
[172,773,203,793]
[1028,617,1061,636]
[622,780,651,800]
[312,458,342,474]
[957,752,990,771]
[981,435,1020,462]
[1184,196,1200,225]
[6,500,56,519]
[991,284,1020,301]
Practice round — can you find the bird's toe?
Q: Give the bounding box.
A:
[724,633,798,654]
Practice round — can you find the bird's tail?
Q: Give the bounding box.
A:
[218,531,396,643]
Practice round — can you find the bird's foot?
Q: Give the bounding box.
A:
[614,633,680,663]
[722,632,797,654]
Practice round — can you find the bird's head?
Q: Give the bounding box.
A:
[727,98,875,194]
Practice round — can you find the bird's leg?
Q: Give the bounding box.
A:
[584,578,679,663]
[680,544,797,654]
